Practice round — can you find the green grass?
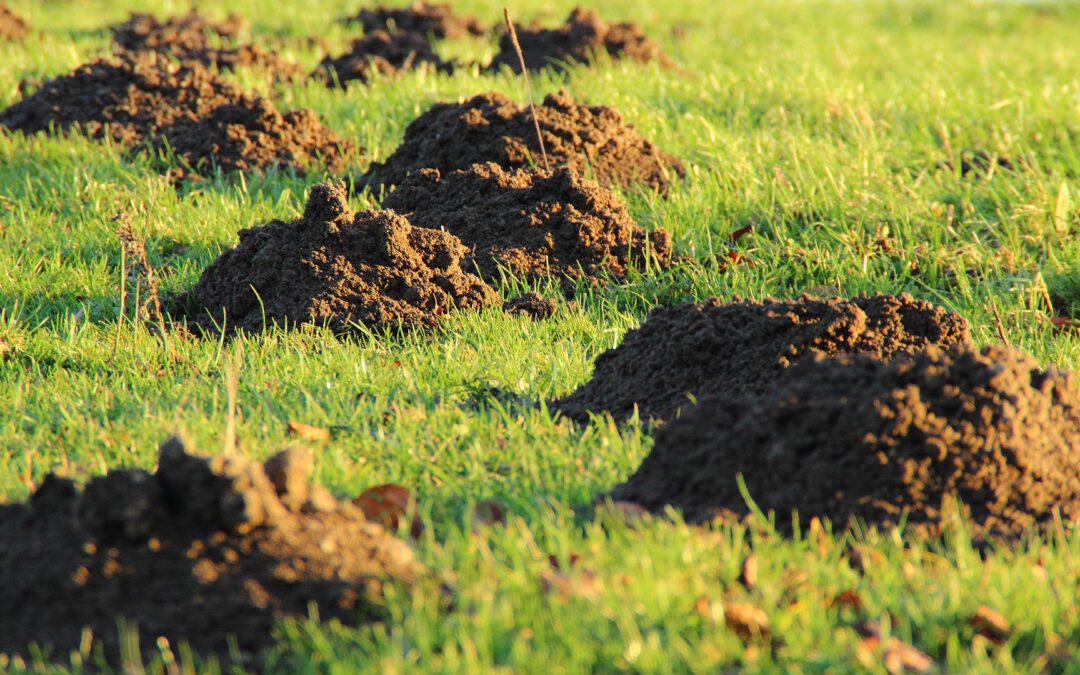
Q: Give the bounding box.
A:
[2,0,1080,671]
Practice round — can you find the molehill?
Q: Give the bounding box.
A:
[553,294,971,423]
[315,30,454,87]
[610,344,1080,540]
[344,2,486,39]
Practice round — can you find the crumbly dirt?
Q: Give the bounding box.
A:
[0,437,419,665]
[553,294,971,424]
[382,162,672,289]
[611,344,1080,540]
[0,54,242,146]
[0,2,29,41]
[315,30,454,87]
[489,7,670,73]
[151,94,357,181]
[361,90,684,194]
[503,292,558,320]
[111,11,301,80]
[344,2,486,39]
[188,181,500,334]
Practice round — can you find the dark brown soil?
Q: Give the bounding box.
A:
[553,294,971,424]
[503,292,557,320]
[361,90,684,194]
[0,54,242,147]
[151,94,357,181]
[345,2,486,39]
[188,181,500,334]
[489,7,670,73]
[315,30,454,87]
[382,162,672,289]
[111,11,301,79]
[0,437,419,664]
[0,2,29,41]
[611,344,1080,540]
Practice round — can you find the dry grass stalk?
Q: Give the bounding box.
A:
[503,8,549,172]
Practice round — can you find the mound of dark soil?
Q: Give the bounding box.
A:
[553,294,971,424]
[383,162,671,288]
[503,292,557,320]
[189,181,500,334]
[315,30,454,87]
[611,344,1080,540]
[0,2,29,41]
[152,95,356,181]
[0,437,419,664]
[345,2,485,39]
[361,90,684,194]
[489,7,670,73]
[112,11,300,79]
[0,54,240,146]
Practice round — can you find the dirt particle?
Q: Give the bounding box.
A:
[553,294,971,424]
[611,344,1080,540]
[488,7,670,73]
[0,437,418,665]
[344,2,486,39]
[503,292,558,320]
[0,3,28,41]
[361,90,684,194]
[187,180,500,334]
[383,162,671,289]
[315,30,454,87]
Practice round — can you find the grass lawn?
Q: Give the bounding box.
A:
[2,0,1080,671]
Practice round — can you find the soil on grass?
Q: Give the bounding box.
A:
[0,437,419,665]
[315,30,454,87]
[152,94,356,181]
[382,162,672,289]
[503,292,557,320]
[553,294,971,424]
[112,11,301,80]
[361,90,684,194]
[0,3,29,41]
[611,344,1080,540]
[344,2,485,39]
[0,54,242,146]
[488,7,670,73]
[187,181,500,334]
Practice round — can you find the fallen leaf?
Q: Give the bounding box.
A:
[724,603,770,642]
[971,605,1010,643]
[1050,317,1080,334]
[830,588,864,611]
[286,420,330,442]
[354,484,422,538]
[730,225,754,243]
[739,554,758,590]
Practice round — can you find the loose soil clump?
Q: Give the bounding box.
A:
[345,2,486,39]
[315,30,454,87]
[0,437,419,664]
[188,181,499,334]
[488,7,670,73]
[0,2,29,41]
[553,294,971,424]
[111,11,300,79]
[382,162,672,288]
[361,90,684,194]
[611,344,1080,540]
[152,94,356,181]
[0,54,242,146]
[503,292,557,320]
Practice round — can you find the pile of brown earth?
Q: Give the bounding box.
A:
[489,7,670,73]
[187,181,500,334]
[344,1,486,39]
[0,2,28,41]
[0,54,353,180]
[610,344,1080,540]
[553,294,971,424]
[383,162,672,288]
[111,11,301,79]
[315,30,454,87]
[361,91,684,194]
[0,437,419,664]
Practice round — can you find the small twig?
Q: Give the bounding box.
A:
[989,299,1010,346]
[503,8,549,172]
